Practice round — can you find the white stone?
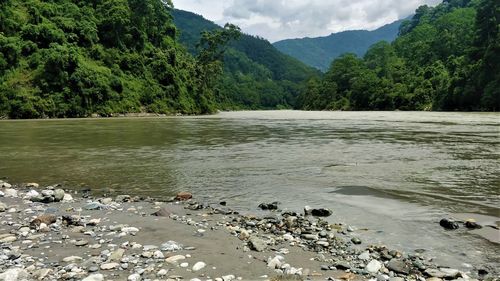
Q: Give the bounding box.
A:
[166,255,186,264]
[63,256,83,263]
[0,268,29,281]
[180,262,189,268]
[222,275,236,281]
[128,273,141,281]
[192,261,206,271]
[153,250,164,259]
[4,189,18,198]
[100,262,119,270]
[63,193,74,202]
[358,251,371,260]
[366,260,382,273]
[82,274,104,281]
[25,190,40,199]
[267,256,284,269]
[122,227,140,234]
[157,269,168,276]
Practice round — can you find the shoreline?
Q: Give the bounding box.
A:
[1,180,498,281]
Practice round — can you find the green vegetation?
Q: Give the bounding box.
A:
[274,19,404,72]
[0,0,241,118]
[298,0,499,111]
[172,10,320,110]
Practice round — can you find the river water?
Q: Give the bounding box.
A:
[0,111,499,270]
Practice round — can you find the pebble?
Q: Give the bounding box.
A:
[166,255,186,264]
[192,261,206,271]
[82,274,104,281]
[100,262,120,270]
[366,260,382,273]
[128,273,142,281]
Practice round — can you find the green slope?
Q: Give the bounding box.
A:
[273,19,404,71]
[298,0,499,111]
[172,9,320,109]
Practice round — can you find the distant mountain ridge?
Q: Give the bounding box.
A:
[172,9,319,109]
[273,19,405,71]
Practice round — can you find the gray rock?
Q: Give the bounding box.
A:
[351,237,362,245]
[387,259,410,274]
[109,248,125,262]
[54,189,65,202]
[248,236,267,252]
[84,202,105,210]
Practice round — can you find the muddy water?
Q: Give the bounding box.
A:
[0,111,499,270]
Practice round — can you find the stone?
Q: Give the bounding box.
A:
[351,237,362,245]
[36,268,52,280]
[439,268,460,278]
[258,202,279,210]
[62,193,74,202]
[248,236,267,252]
[109,248,125,261]
[116,195,131,202]
[166,255,186,264]
[439,218,459,230]
[1,181,12,188]
[0,235,17,243]
[84,202,104,210]
[152,207,172,217]
[75,240,89,247]
[180,262,189,268]
[26,183,39,188]
[122,227,140,234]
[175,192,193,201]
[387,259,410,274]
[128,273,141,281]
[0,202,7,212]
[153,250,165,259]
[358,251,371,260]
[465,219,482,229]
[161,241,183,251]
[302,234,319,241]
[30,214,57,229]
[267,256,284,269]
[311,208,333,217]
[425,269,447,278]
[100,262,120,270]
[54,189,65,201]
[82,274,104,281]
[63,256,83,263]
[366,260,382,273]
[304,206,313,216]
[192,261,206,271]
[238,229,250,240]
[335,261,351,270]
[0,268,29,281]
[4,188,18,198]
[157,269,168,276]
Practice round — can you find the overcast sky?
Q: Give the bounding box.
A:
[174,0,441,42]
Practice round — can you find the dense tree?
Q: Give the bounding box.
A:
[299,0,498,111]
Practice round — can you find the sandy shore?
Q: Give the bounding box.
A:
[0,180,497,281]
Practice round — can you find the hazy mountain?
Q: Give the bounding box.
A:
[273,19,405,71]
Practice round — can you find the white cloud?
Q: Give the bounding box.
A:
[173,0,442,42]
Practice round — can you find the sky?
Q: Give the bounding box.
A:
[174,0,442,42]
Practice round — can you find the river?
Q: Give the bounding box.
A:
[0,111,499,271]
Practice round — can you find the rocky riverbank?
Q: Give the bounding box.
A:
[0,180,497,281]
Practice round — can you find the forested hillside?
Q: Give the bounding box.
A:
[172,10,319,109]
[0,0,237,118]
[298,0,499,111]
[274,19,404,71]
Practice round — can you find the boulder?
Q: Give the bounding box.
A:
[258,202,279,210]
[175,192,192,201]
[439,218,459,230]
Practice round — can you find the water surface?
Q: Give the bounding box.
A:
[0,111,499,270]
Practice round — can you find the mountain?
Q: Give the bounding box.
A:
[172,9,320,109]
[274,19,405,71]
